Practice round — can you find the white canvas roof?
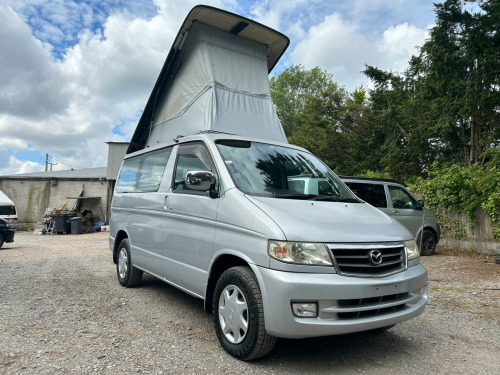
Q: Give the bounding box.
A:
[128,5,289,153]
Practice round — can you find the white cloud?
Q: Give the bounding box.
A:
[0,154,43,175]
[290,13,378,90]
[14,159,44,174]
[0,1,237,174]
[0,5,68,118]
[0,0,436,175]
[379,22,429,71]
[289,11,430,91]
[0,138,29,151]
[248,0,325,32]
[0,3,184,173]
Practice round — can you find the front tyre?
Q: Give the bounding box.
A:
[419,230,437,256]
[116,238,143,287]
[213,266,276,360]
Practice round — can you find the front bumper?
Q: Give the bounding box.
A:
[253,263,428,339]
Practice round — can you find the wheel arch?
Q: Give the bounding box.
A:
[417,226,438,244]
[204,254,249,314]
[113,230,129,264]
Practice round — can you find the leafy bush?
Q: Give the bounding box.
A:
[411,157,500,241]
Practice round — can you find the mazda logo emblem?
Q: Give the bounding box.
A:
[368,250,383,265]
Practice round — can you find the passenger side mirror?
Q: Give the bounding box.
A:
[416,199,424,210]
[185,170,216,192]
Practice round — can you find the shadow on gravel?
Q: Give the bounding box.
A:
[128,274,419,368]
[265,330,417,365]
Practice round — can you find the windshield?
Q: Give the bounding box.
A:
[216,140,359,201]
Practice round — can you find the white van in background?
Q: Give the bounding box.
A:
[0,190,18,229]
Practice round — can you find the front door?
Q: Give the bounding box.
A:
[386,184,424,239]
[163,142,219,297]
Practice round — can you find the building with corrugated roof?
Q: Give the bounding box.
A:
[0,142,128,230]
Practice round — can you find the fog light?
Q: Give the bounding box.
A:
[292,303,318,318]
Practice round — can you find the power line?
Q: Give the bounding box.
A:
[47,154,88,169]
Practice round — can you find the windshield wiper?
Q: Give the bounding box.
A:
[273,194,317,200]
[309,196,361,203]
[271,194,361,202]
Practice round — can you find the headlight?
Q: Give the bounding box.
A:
[268,241,332,266]
[405,240,420,261]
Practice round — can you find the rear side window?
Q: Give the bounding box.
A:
[0,205,16,215]
[345,182,387,208]
[116,148,172,193]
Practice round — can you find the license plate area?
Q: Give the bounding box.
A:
[372,283,402,295]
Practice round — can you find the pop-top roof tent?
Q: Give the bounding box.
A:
[127,5,290,154]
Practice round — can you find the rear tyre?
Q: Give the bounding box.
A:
[213,266,276,360]
[0,234,4,249]
[419,230,437,256]
[116,239,143,287]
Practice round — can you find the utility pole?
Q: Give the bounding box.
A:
[45,153,48,172]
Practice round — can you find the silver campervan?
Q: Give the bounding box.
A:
[109,6,428,360]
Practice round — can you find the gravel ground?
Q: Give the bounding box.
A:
[0,231,499,374]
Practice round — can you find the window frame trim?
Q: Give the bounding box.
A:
[170,141,220,197]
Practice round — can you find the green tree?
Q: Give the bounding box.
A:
[270,65,352,172]
[409,0,500,165]
[363,0,499,180]
[270,65,346,137]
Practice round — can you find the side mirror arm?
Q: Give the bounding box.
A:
[208,183,219,199]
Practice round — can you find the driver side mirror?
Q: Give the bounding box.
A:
[416,199,424,210]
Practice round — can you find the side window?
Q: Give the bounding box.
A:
[116,148,172,193]
[137,149,172,192]
[173,143,216,195]
[388,185,417,209]
[345,182,387,208]
[116,158,141,193]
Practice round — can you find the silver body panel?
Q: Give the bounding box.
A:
[254,263,427,338]
[110,133,428,339]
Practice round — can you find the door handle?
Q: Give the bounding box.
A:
[164,196,169,210]
[392,210,399,215]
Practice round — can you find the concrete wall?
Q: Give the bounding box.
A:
[0,179,108,230]
[106,142,128,180]
[439,209,499,255]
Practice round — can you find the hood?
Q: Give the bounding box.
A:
[246,196,412,243]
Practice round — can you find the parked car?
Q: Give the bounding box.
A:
[0,190,17,229]
[340,176,440,255]
[0,218,15,249]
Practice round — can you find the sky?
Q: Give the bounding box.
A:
[0,0,438,175]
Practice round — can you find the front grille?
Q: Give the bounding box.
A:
[337,293,409,319]
[328,243,406,276]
